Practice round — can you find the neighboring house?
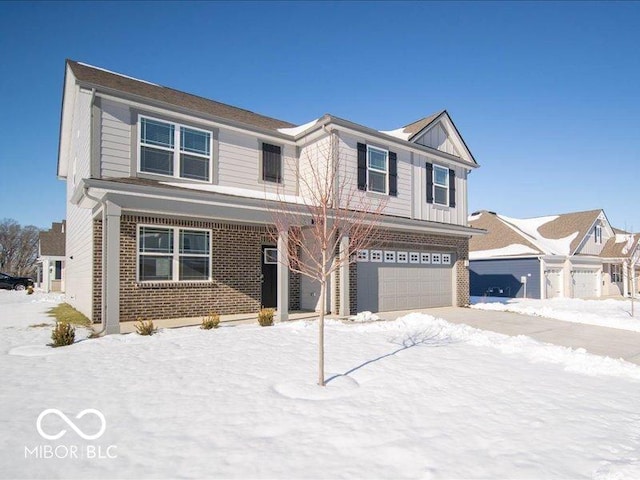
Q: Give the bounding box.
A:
[37,221,66,293]
[57,60,482,334]
[469,209,638,299]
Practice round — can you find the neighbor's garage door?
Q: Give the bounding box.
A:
[357,250,455,312]
[571,269,598,298]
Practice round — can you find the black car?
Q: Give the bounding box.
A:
[0,272,34,290]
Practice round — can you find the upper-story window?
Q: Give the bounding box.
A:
[139,116,212,182]
[433,165,449,205]
[595,225,603,244]
[367,146,388,194]
[262,143,282,183]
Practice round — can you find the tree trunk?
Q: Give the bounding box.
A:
[318,252,327,387]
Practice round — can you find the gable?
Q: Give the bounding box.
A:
[414,121,461,157]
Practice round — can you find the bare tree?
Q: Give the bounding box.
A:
[0,218,40,277]
[268,131,388,386]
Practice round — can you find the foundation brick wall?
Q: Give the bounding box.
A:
[337,229,470,315]
[92,215,301,323]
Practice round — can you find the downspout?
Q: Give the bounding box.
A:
[84,186,108,336]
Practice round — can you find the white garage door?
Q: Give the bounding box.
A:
[357,250,454,312]
[572,269,598,298]
[545,269,562,298]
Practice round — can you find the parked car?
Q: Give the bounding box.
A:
[0,272,34,290]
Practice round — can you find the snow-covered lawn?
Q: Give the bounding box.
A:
[2,291,640,479]
[471,296,640,333]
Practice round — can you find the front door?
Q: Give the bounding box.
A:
[261,246,278,308]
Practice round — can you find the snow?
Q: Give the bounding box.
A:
[3,290,640,478]
[277,118,319,136]
[349,310,380,322]
[76,62,159,86]
[472,296,640,332]
[160,182,309,204]
[498,214,578,255]
[469,243,540,259]
[467,212,482,222]
[379,127,411,141]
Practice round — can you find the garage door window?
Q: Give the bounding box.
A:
[397,252,408,263]
[442,254,451,265]
[384,251,396,263]
[357,250,369,262]
[370,250,383,262]
[421,253,431,264]
[409,252,420,264]
[432,254,442,264]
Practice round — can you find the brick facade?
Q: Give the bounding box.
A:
[92,215,301,323]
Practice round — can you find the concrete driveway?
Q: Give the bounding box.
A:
[377,307,640,366]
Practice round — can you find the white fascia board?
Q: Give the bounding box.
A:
[92,90,298,147]
[410,112,476,166]
[57,64,78,179]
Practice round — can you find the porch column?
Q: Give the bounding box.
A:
[277,230,289,322]
[104,201,121,335]
[623,260,629,297]
[339,235,350,317]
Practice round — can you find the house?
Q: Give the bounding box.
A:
[468,209,638,299]
[57,60,482,334]
[36,221,66,293]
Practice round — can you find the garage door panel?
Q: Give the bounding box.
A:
[572,269,598,298]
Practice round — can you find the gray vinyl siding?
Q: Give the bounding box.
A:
[414,123,460,157]
[65,88,94,319]
[470,258,541,299]
[100,98,131,178]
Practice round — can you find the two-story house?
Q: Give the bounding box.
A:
[57,60,482,334]
[469,209,638,299]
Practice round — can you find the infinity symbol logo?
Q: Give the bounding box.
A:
[36,409,107,440]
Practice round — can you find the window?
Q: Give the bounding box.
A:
[432,253,442,264]
[139,116,211,182]
[54,261,63,280]
[370,250,383,262]
[262,143,282,183]
[384,251,396,263]
[367,146,388,194]
[409,252,420,264]
[442,254,451,265]
[397,252,408,263]
[595,225,603,244]
[357,250,369,262]
[611,264,622,282]
[263,248,278,264]
[138,226,211,282]
[433,166,449,205]
[420,253,431,264]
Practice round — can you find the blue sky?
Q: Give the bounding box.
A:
[1,1,638,231]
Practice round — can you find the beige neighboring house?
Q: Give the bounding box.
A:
[57,60,483,334]
[37,221,66,293]
[469,209,638,299]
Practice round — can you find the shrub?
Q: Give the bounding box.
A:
[135,318,156,336]
[257,308,275,327]
[201,312,220,330]
[50,322,75,347]
[26,285,34,295]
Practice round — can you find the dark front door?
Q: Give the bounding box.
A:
[261,246,278,308]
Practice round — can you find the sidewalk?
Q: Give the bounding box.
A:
[378,307,640,366]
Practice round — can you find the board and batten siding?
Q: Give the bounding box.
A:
[575,223,611,256]
[337,132,412,219]
[100,98,131,178]
[414,122,460,157]
[65,88,95,320]
[217,128,297,196]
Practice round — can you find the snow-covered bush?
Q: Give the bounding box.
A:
[135,318,156,336]
[201,312,220,330]
[50,322,75,347]
[258,308,274,327]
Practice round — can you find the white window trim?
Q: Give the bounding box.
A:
[397,251,408,263]
[421,253,431,264]
[595,225,603,244]
[442,254,452,265]
[384,251,396,263]
[138,115,213,183]
[356,250,369,262]
[409,252,420,264]
[367,145,389,195]
[432,253,442,265]
[370,250,383,263]
[137,224,212,283]
[263,247,278,264]
[433,165,449,206]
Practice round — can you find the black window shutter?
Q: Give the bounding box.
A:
[388,151,397,196]
[262,143,282,183]
[426,162,433,204]
[449,168,456,207]
[357,143,367,191]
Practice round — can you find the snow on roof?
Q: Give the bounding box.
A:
[277,118,319,136]
[160,182,309,205]
[615,233,630,244]
[498,214,578,255]
[76,62,159,86]
[469,244,541,260]
[378,127,411,141]
[468,212,482,222]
